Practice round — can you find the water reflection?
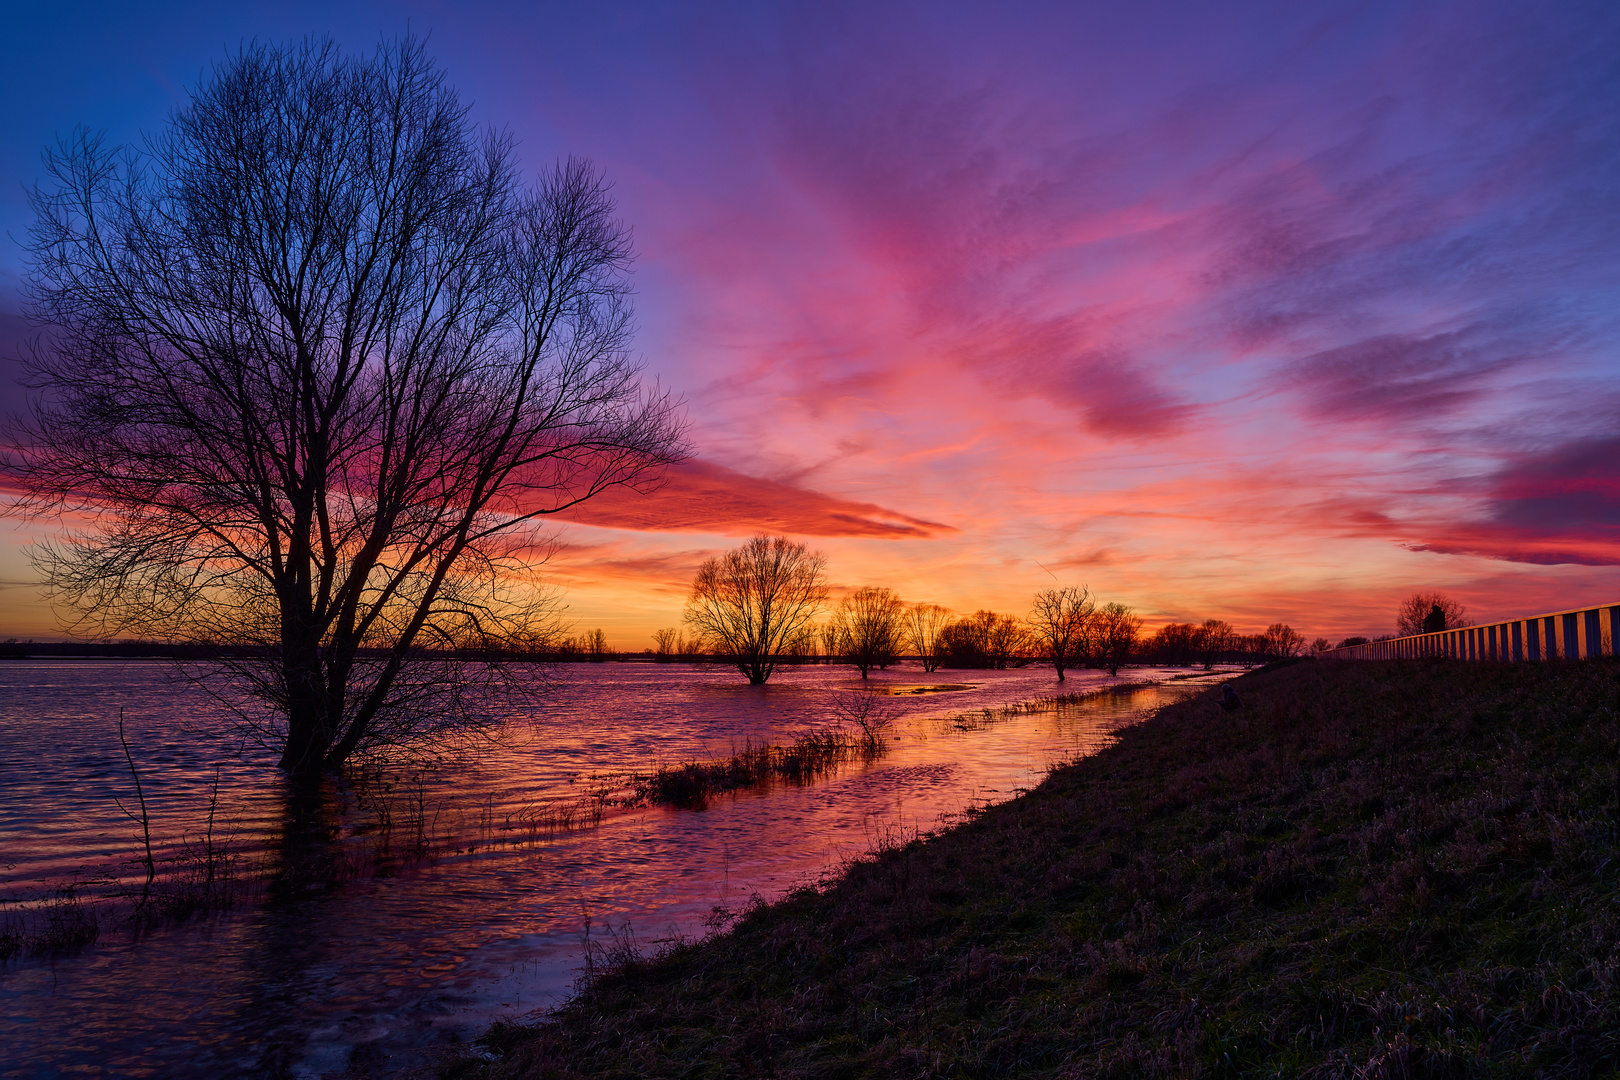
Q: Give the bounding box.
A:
[0,661,1222,1078]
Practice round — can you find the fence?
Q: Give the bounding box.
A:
[1324,602,1620,662]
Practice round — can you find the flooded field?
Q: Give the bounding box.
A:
[0,659,1224,1078]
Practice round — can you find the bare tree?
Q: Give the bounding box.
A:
[1029,586,1094,681]
[782,624,819,664]
[1093,602,1141,676]
[819,620,844,665]
[652,628,678,661]
[1396,592,1471,636]
[585,628,611,662]
[941,610,1027,669]
[1193,619,1236,670]
[904,603,951,673]
[1145,622,1199,666]
[9,39,686,776]
[1262,623,1306,660]
[683,535,828,685]
[827,691,905,754]
[987,614,1030,668]
[829,586,904,678]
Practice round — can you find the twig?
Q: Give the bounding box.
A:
[112,709,155,900]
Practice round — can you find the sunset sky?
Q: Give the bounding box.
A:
[2,1,1619,647]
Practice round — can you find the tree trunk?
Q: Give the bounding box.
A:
[279,653,330,775]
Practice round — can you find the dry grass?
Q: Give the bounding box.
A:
[440,658,1620,1079]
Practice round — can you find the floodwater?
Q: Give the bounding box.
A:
[0,659,1222,1078]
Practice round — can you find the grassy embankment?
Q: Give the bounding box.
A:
[446,659,1620,1078]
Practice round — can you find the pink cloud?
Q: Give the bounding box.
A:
[547,459,957,539]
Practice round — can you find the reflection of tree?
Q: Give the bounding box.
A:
[683,535,828,685]
[13,39,684,775]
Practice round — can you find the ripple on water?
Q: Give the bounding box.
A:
[0,660,1221,1078]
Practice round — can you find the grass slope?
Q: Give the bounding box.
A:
[449,659,1620,1079]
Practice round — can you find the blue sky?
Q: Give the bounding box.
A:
[4,1,1620,645]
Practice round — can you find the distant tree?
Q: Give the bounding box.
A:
[683,535,828,685]
[1194,619,1237,670]
[819,620,844,665]
[1093,602,1141,676]
[652,628,678,661]
[1397,592,1471,636]
[942,610,1027,669]
[1262,623,1306,660]
[940,611,993,668]
[585,628,611,662]
[904,603,952,673]
[987,613,1030,669]
[782,625,819,664]
[1337,636,1371,648]
[830,586,905,678]
[1311,637,1332,654]
[9,39,687,775]
[676,632,707,661]
[1146,622,1199,666]
[1028,586,1095,681]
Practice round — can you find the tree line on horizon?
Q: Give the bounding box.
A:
[635,535,1310,685]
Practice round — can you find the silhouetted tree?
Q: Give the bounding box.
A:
[683,535,827,684]
[1093,602,1141,676]
[1397,592,1471,636]
[652,628,678,661]
[1146,622,1199,666]
[1194,619,1236,670]
[987,613,1030,668]
[904,603,952,673]
[941,610,1027,669]
[10,38,685,775]
[809,621,837,665]
[1337,636,1371,648]
[1311,637,1332,654]
[1262,623,1305,660]
[585,628,610,662]
[1029,585,1094,681]
[782,625,818,664]
[829,586,905,678]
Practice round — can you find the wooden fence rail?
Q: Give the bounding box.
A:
[1325,602,1620,661]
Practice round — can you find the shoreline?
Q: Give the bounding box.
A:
[437,657,1620,1079]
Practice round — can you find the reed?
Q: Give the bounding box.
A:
[628,725,874,810]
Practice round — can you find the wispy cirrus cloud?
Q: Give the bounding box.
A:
[7,0,1620,647]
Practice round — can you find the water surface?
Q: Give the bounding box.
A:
[0,659,1222,1078]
